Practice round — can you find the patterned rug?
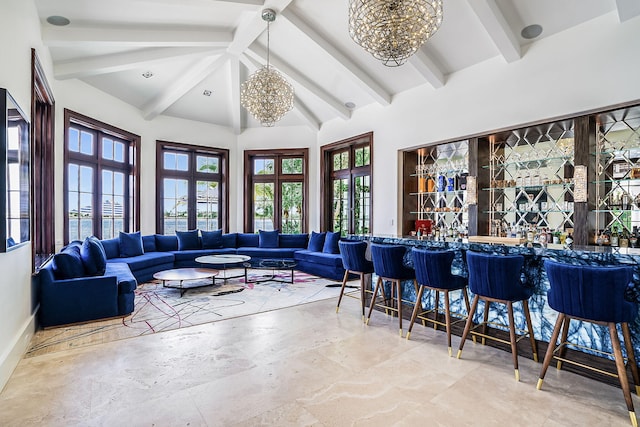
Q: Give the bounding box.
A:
[26,269,355,358]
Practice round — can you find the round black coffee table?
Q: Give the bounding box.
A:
[243,259,297,284]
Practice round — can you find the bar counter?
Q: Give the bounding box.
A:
[350,235,640,359]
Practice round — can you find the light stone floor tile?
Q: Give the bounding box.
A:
[0,296,635,426]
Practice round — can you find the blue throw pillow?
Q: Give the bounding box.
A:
[52,242,85,279]
[119,231,144,257]
[155,234,178,251]
[201,229,223,249]
[176,229,201,250]
[323,231,341,254]
[81,236,107,276]
[259,229,279,248]
[307,231,326,252]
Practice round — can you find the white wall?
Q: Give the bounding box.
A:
[319,12,640,237]
[0,0,51,391]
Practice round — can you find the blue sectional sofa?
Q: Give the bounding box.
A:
[37,230,347,327]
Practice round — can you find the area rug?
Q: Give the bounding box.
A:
[26,269,356,358]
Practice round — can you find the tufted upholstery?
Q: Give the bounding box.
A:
[412,248,466,291]
[339,241,374,275]
[370,244,414,281]
[466,251,531,302]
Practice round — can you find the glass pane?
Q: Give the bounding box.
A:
[68,164,79,191]
[332,178,349,234]
[197,156,219,173]
[164,152,176,170]
[114,141,125,162]
[102,138,114,160]
[355,146,370,167]
[102,170,113,195]
[196,180,219,230]
[354,175,371,235]
[282,158,303,174]
[113,172,124,196]
[163,178,189,233]
[333,151,349,171]
[80,131,93,155]
[281,182,303,233]
[68,127,80,152]
[253,182,274,231]
[176,153,189,171]
[79,166,93,193]
[254,158,274,175]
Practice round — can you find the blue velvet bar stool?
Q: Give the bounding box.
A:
[457,251,538,381]
[407,248,471,356]
[538,260,640,427]
[367,244,418,336]
[337,240,374,320]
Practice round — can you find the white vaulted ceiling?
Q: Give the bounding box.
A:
[34,0,639,134]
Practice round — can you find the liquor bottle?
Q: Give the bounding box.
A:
[526,224,535,243]
[447,175,456,192]
[437,174,446,192]
[620,229,629,248]
[459,173,468,191]
[632,226,639,248]
[427,176,436,192]
[611,226,619,247]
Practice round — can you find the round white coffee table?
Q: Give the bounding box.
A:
[195,254,251,283]
[153,267,219,297]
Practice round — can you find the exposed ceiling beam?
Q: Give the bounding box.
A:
[54,47,219,80]
[229,56,243,135]
[42,26,232,48]
[408,50,445,88]
[246,45,351,120]
[280,9,391,106]
[227,0,294,55]
[141,53,230,120]
[616,0,640,22]
[467,0,521,63]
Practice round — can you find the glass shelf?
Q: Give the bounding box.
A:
[410,210,465,215]
[482,155,572,169]
[410,169,467,178]
[482,183,574,191]
[592,178,640,184]
[409,190,466,196]
[486,209,573,214]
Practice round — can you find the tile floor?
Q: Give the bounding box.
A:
[0,296,634,426]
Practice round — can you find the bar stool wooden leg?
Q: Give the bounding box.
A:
[537,313,565,390]
[406,285,425,340]
[457,294,480,359]
[480,301,490,345]
[366,276,383,325]
[462,287,471,314]
[557,316,571,370]
[434,290,440,330]
[444,290,452,357]
[507,301,520,381]
[622,322,640,395]
[336,269,350,313]
[523,300,538,362]
[609,323,638,427]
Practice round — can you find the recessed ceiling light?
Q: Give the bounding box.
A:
[521,24,543,40]
[345,102,356,109]
[46,15,70,26]
[142,71,154,79]
[203,90,212,96]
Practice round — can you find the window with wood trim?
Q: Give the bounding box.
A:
[244,149,308,233]
[321,133,372,236]
[64,110,140,243]
[156,141,228,235]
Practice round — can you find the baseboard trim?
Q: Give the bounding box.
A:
[0,312,37,392]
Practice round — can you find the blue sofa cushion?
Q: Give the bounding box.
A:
[222,233,237,248]
[259,230,279,248]
[101,237,120,259]
[52,242,85,279]
[171,248,236,263]
[280,233,309,248]
[176,230,201,250]
[142,235,157,252]
[201,229,224,249]
[155,234,178,251]
[237,233,259,247]
[119,231,144,257]
[105,263,137,294]
[307,231,326,252]
[81,236,107,276]
[107,252,175,272]
[322,231,340,254]
[294,250,344,267]
[237,247,297,259]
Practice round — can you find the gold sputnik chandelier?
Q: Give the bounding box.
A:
[349,0,443,67]
[241,8,294,127]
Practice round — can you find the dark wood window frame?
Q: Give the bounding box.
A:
[243,148,309,233]
[31,48,55,268]
[63,109,140,243]
[156,140,229,234]
[320,132,373,234]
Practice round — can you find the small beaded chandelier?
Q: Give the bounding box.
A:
[349,0,443,67]
[241,9,294,127]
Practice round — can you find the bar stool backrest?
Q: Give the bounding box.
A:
[544,260,637,323]
[371,244,409,279]
[466,251,528,301]
[412,248,456,289]
[339,240,373,273]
